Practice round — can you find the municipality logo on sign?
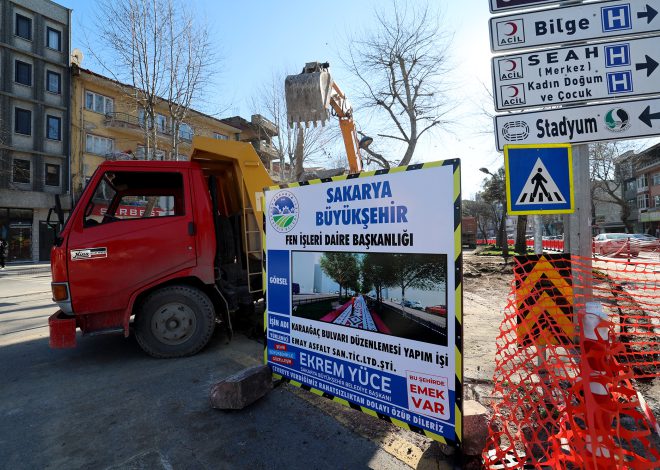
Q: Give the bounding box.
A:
[269,191,299,233]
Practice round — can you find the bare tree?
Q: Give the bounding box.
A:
[343,1,452,167]
[94,0,167,158]
[251,71,333,182]
[92,0,215,160]
[163,1,214,158]
[590,142,635,232]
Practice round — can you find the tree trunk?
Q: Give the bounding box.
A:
[294,128,304,181]
[515,215,528,254]
[500,210,509,259]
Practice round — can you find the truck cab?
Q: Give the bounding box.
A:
[49,138,273,357]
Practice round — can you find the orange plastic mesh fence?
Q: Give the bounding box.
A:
[483,254,659,469]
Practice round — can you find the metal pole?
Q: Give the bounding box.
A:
[570,144,593,303]
[534,215,543,255]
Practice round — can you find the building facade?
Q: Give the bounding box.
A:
[635,143,660,236]
[70,67,249,203]
[0,0,71,262]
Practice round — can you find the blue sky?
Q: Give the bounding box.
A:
[59,0,659,198]
[59,0,501,197]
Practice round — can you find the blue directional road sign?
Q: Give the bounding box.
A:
[504,144,574,215]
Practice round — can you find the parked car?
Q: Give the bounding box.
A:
[425,305,447,317]
[629,234,660,251]
[592,233,640,257]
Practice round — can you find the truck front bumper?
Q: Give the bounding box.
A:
[48,311,77,349]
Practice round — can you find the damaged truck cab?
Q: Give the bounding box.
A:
[49,137,273,357]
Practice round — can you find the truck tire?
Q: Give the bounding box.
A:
[135,285,215,358]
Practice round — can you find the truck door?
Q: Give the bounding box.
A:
[66,170,197,319]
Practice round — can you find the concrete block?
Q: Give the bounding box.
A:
[462,399,489,457]
[209,365,273,410]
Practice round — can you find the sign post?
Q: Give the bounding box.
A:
[492,35,660,111]
[490,1,660,52]
[264,161,464,447]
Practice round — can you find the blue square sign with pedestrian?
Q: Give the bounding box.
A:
[504,144,574,215]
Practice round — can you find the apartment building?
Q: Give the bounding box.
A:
[635,143,660,236]
[70,66,252,201]
[0,0,71,262]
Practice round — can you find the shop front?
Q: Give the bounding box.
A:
[0,208,34,263]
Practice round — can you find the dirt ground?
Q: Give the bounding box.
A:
[461,249,660,428]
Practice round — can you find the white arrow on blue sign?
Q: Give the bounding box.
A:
[504,144,574,215]
[493,35,660,111]
[490,0,660,52]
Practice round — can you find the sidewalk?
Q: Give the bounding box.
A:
[0,262,51,276]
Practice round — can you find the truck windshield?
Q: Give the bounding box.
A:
[83,171,184,227]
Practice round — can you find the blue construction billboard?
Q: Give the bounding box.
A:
[264,161,464,446]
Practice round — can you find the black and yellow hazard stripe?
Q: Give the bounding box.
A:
[262,160,463,447]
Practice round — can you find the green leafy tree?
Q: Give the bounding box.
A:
[320,252,359,298]
[362,253,396,302]
[386,254,446,302]
[480,167,509,258]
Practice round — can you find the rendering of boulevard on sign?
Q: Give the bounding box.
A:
[291,251,449,347]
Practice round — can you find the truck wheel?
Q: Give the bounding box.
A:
[135,285,215,358]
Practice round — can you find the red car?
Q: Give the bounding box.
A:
[592,233,640,257]
[425,305,447,316]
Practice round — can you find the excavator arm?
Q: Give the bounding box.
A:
[285,62,365,174]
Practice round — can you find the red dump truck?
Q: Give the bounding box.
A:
[462,217,477,249]
[48,138,273,357]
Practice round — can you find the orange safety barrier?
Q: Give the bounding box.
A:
[483,254,660,469]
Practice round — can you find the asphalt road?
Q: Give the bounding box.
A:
[0,271,415,470]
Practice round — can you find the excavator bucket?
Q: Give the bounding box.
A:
[285,62,333,128]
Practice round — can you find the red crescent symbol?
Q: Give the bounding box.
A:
[506,59,517,71]
[506,21,518,36]
[507,86,519,98]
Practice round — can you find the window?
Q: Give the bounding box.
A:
[638,194,649,210]
[85,91,113,114]
[179,123,193,141]
[47,115,61,140]
[15,60,32,86]
[15,14,31,40]
[14,108,31,135]
[655,195,660,208]
[46,27,61,51]
[637,174,649,190]
[45,163,60,186]
[213,132,228,140]
[12,158,30,184]
[653,173,660,186]
[85,134,113,155]
[46,71,61,94]
[84,172,184,227]
[156,114,167,133]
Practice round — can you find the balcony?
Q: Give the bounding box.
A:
[104,112,173,137]
[251,114,279,137]
[252,140,279,160]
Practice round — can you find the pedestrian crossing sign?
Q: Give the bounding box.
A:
[504,144,574,215]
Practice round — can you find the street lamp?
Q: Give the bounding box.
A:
[479,167,491,176]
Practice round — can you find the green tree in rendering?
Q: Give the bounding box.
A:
[362,253,395,302]
[386,254,446,302]
[320,252,360,298]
